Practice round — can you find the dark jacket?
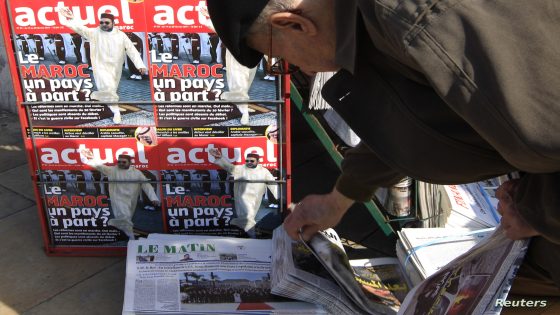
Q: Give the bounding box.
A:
[328,0,560,285]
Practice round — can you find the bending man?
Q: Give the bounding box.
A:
[207,0,560,294]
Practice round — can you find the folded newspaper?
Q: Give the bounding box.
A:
[123,234,326,314]
[395,227,529,314]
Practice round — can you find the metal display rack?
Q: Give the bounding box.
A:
[0,0,293,255]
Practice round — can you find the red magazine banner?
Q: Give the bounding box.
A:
[144,0,212,33]
[30,131,278,170]
[35,136,159,170]
[9,0,147,33]
[157,136,278,170]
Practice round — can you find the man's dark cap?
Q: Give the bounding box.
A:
[207,0,270,68]
[100,12,115,22]
[247,151,260,159]
[118,154,132,162]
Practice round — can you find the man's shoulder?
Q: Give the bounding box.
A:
[254,165,270,172]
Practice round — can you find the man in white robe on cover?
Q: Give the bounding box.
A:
[59,8,147,124]
[80,148,160,240]
[210,148,278,237]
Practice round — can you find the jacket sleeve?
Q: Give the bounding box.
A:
[335,142,404,202]
[400,0,560,174]
[515,173,560,244]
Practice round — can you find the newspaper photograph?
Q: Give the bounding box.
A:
[123,236,325,314]
[350,258,410,307]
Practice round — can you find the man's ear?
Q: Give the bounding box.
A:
[269,12,317,36]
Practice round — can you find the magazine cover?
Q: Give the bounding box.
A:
[144,0,278,128]
[34,129,164,247]
[31,128,283,246]
[158,136,281,238]
[9,0,153,116]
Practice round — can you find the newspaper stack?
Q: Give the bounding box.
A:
[396,227,495,286]
[271,228,408,315]
[122,234,326,315]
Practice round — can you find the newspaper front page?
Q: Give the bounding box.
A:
[123,236,325,314]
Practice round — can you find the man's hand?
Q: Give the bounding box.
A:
[496,179,540,240]
[284,188,354,241]
[151,199,161,207]
[79,148,94,159]
[209,148,222,159]
[58,7,74,20]
[138,68,148,75]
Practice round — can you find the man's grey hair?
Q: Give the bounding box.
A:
[248,0,298,35]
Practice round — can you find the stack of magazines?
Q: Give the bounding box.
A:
[122,234,326,315]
